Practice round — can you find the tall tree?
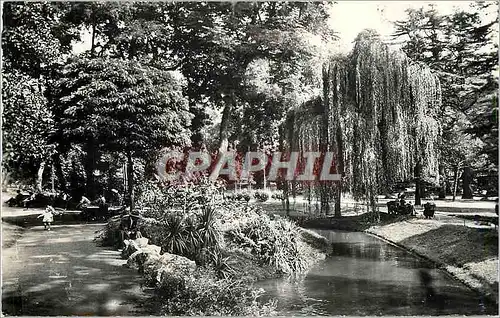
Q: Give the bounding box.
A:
[2,2,81,189]
[393,2,498,199]
[160,2,334,151]
[287,30,442,215]
[2,71,55,189]
[51,57,192,205]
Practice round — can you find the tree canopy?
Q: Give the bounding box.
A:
[286,30,442,215]
[393,2,498,198]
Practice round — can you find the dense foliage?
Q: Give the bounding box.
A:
[97,180,324,315]
[2,2,335,199]
[135,179,324,276]
[393,3,498,197]
[285,30,442,214]
[49,57,192,201]
[2,72,55,182]
[150,267,276,316]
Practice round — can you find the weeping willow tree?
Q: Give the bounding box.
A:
[284,30,441,217]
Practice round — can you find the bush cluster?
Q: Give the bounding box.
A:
[225,192,251,202]
[254,191,270,202]
[225,211,323,274]
[271,192,285,200]
[94,215,122,247]
[151,267,276,316]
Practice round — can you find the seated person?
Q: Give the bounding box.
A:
[120,209,141,241]
[77,196,91,209]
[23,191,36,210]
[90,195,106,218]
[111,189,123,206]
[6,190,24,206]
[399,193,406,206]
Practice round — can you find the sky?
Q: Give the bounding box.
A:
[328,1,496,52]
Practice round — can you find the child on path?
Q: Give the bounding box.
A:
[38,205,56,231]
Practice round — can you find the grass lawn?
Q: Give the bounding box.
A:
[400,225,498,267]
[293,212,411,231]
[450,214,498,225]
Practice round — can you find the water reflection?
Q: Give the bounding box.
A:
[257,230,497,316]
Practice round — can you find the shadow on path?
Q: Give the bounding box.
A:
[2,224,153,316]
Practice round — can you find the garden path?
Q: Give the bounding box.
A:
[2,223,152,316]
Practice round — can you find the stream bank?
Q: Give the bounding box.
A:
[367,218,498,305]
[256,229,497,315]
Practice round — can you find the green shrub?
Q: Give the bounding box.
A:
[138,208,223,263]
[222,247,277,282]
[135,179,225,263]
[94,216,122,247]
[226,192,252,202]
[271,192,285,200]
[136,177,223,216]
[254,191,270,202]
[154,267,276,316]
[225,207,324,274]
[97,179,326,316]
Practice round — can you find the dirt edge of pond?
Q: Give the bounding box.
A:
[365,228,499,306]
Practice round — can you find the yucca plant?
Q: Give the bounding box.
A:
[208,248,235,279]
[184,215,202,256]
[162,214,189,255]
[198,206,222,250]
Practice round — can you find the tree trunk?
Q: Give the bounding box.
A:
[334,125,344,217]
[438,165,446,199]
[218,92,234,153]
[2,171,11,190]
[321,65,330,216]
[320,186,330,216]
[461,166,474,199]
[51,164,55,192]
[263,167,267,191]
[90,23,97,58]
[52,153,67,192]
[278,124,290,216]
[452,165,460,202]
[84,140,97,200]
[127,150,135,212]
[285,187,290,216]
[445,172,451,197]
[36,161,46,192]
[414,162,422,206]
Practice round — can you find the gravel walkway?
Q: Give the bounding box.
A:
[2,223,152,316]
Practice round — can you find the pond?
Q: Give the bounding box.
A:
[257,230,497,315]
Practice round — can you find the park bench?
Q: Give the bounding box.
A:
[81,205,111,221]
[6,192,30,207]
[387,200,415,216]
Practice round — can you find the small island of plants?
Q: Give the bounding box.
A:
[96,178,326,316]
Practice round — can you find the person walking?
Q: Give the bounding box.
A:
[38,205,56,231]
